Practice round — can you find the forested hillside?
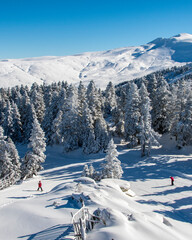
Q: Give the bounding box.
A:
[0,64,192,189]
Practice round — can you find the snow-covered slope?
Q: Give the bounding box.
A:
[1,33,192,89]
[0,140,191,240]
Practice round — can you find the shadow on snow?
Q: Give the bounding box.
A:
[18,224,74,240]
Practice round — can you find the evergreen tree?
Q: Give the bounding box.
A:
[21,117,46,179]
[11,101,23,142]
[30,87,45,124]
[82,164,90,177]
[94,117,110,152]
[81,102,99,154]
[101,139,123,179]
[3,100,14,138]
[43,91,60,143]
[60,85,79,152]
[7,137,21,180]
[171,80,189,141]
[77,81,87,147]
[104,81,117,117]
[124,82,141,146]
[3,98,22,142]
[81,164,96,179]
[89,164,95,178]
[51,110,63,145]
[151,77,172,134]
[78,81,87,116]
[139,83,160,156]
[0,97,6,126]
[86,80,102,119]
[113,86,126,137]
[0,127,20,188]
[176,93,192,148]
[23,103,37,142]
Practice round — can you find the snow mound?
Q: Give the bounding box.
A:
[88,208,174,240]
[99,178,135,197]
[74,177,97,185]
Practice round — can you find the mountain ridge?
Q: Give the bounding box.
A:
[0,33,192,89]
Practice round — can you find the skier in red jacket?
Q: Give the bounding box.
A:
[170,176,174,185]
[37,180,43,191]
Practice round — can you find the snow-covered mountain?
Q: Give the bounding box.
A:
[0,33,192,89]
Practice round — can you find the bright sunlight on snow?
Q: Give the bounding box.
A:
[0,136,191,240]
[1,33,192,89]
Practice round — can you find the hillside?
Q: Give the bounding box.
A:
[1,33,192,89]
[0,139,191,240]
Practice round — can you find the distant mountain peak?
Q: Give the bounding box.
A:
[149,33,192,45]
[171,33,192,42]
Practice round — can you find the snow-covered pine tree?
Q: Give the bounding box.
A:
[51,110,63,145]
[3,100,14,139]
[11,86,22,108]
[176,93,192,148]
[151,77,173,134]
[19,89,30,121]
[77,81,87,147]
[21,117,46,179]
[0,127,20,188]
[19,84,30,98]
[0,97,6,126]
[49,84,69,145]
[28,116,46,163]
[78,81,108,153]
[112,86,126,138]
[43,84,53,109]
[114,110,125,138]
[57,87,67,111]
[146,73,158,100]
[60,85,79,152]
[101,139,123,179]
[139,83,160,157]
[2,99,22,142]
[21,92,37,142]
[78,81,87,115]
[30,86,45,124]
[98,88,105,113]
[124,82,141,146]
[81,163,96,179]
[11,101,23,142]
[7,137,21,180]
[87,82,111,152]
[43,91,60,143]
[82,164,90,177]
[94,117,110,152]
[104,81,117,117]
[81,102,99,153]
[89,164,95,178]
[170,79,189,141]
[86,80,102,119]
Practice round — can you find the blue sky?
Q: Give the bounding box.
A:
[0,0,192,59]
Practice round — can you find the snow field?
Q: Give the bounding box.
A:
[1,33,191,89]
[0,140,192,240]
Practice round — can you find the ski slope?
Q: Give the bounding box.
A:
[1,33,192,89]
[0,136,191,240]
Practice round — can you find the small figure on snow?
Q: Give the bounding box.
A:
[170,176,174,185]
[37,180,43,191]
